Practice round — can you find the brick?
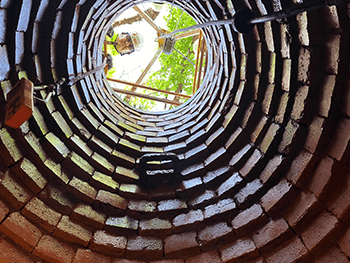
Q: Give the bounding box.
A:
[0,198,9,222]
[291,85,309,121]
[0,170,32,209]
[0,239,34,263]
[185,251,222,263]
[119,183,148,199]
[318,75,336,117]
[114,166,139,183]
[204,198,237,221]
[0,45,10,81]
[203,166,232,188]
[68,176,97,203]
[127,200,157,218]
[304,116,325,153]
[301,211,340,251]
[112,260,143,263]
[189,190,215,208]
[327,173,350,221]
[38,184,75,215]
[259,123,280,153]
[95,190,127,211]
[260,178,296,217]
[105,216,138,234]
[90,152,115,176]
[314,246,349,263]
[283,190,322,232]
[0,128,23,166]
[11,158,48,194]
[232,204,268,236]
[278,120,299,154]
[44,159,70,185]
[327,117,350,161]
[150,260,184,263]
[44,132,70,162]
[239,149,263,179]
[73,249,112,263]
[0,212,42,252]
[164,232,200,258]
[234,179,263,209]
[53,215,93,246]
[172,209,204,232]
[177,177,204,198]
[252,218,291,251]
[285,150,314,187]
[22,197,62,233]
[63,152,94,181]
[139,218,172,236]
[89,230,126,256]
[198,222,234,249]
[259,155,284,184]
[217,172,243,198]
[297,48,311,84]
[33,235,75,263]
[91,171,119,192]
[220,237,259,263]
[264,237,308,263]
[158,199,187,215]
[250,116,268,143]
[71,203,107,228]
[126,236,163,259]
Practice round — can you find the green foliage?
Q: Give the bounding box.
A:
[144,5,197,110]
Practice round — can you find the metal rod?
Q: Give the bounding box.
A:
[174,48,195,66]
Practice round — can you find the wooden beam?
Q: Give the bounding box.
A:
[112,87,182,106]
[107,78,191,99]
[193,31,202,94]
[175,29,200,40]
[133,6,163,35]
[196,37,206,91]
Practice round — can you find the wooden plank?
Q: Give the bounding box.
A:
[133,6,163,35]
[175,29,200,40]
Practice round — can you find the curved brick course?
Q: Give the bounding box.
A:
[0,0,350,262]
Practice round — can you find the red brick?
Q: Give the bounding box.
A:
[0,212,42,252]
[185,251,222,263]
[72,249,112,263]
[0,199,9,222]
[232,204,268,236]
[220,237,259,263]
[314,246,349,263]
[112,260,143,263]
[0,170,32,209]
[260,178,296,217]
[33,235,76,263]
[239,149,263,179]
[259,155,284,184]
[164,232,200,258]
[22,197,62,233]
[338,227,350,257]
[150,260,184,263]
[283,190,322,232]
[126,236,163,259]
[304,116,325,153]
[285,150,313,187]
[53,215,93,246]
[172,209,204,232]
[252,218,291,252]
[301,211,340,251]
[198,222,234,249]
[71,203,106,228]
[89,230,126,256]
[95,190,127,211]
[264,237,308,263]
[327,117,350,160]
[0,239,34,263]
[204,198,237,221]
[326,173,350,221]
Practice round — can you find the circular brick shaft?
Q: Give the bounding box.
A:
[0,0,350,262]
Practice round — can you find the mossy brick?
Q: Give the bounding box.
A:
[0,239,34,263]
[234,179,264,209]
[301,211,340,252]
[220,237,259,263]
[73,249,112,263]
[217,172,243,198]
[71,203,107,229]
[67,134,93,159]
[57,95,74,120]
[252,218,292,252]
[43,132,70,162]
[88,102,105,123]
[11,158,48,194]
[88,135,114,158]
[24,131,48,163]
[105,216,139,234]
[114,166,139,183]
[53,215,93,246]
[44,158,70,184]
[104,119,124,137]
[262,84,275,115]
[275,92,289,124]
[281,59,291,91]
[198,222,234,249]
[95,190,127,211]
[204,198,237,221]
[232,204,268,237]
[22,197,62,233]
[119,183,148,199]
[126,236,163,259]
[63,151,94,180]
[0,170,32,209]
[118,138,141,156]
[91,171,119,191]
[164,232,200,258]
[117,120,137,133]
[264,237,308,263]
[33,235,76,263]
[172,209,204,233]
[259,123,280,153]
[79,108,99,130]
[71,117,92,141]
[51,111,73,139]
[278,119,300,154]
[0,128,23,166]
[68,176,97,203]
[141,145,164,153]
[38,184,75,215]
[90,152,115,176]
[125,131,146,143]
[139,218,173,236]
[0,212,42,252]
[110,149,135,169]
[97,124,120,146]
[89,230,126,256]
[250,116,268,143]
